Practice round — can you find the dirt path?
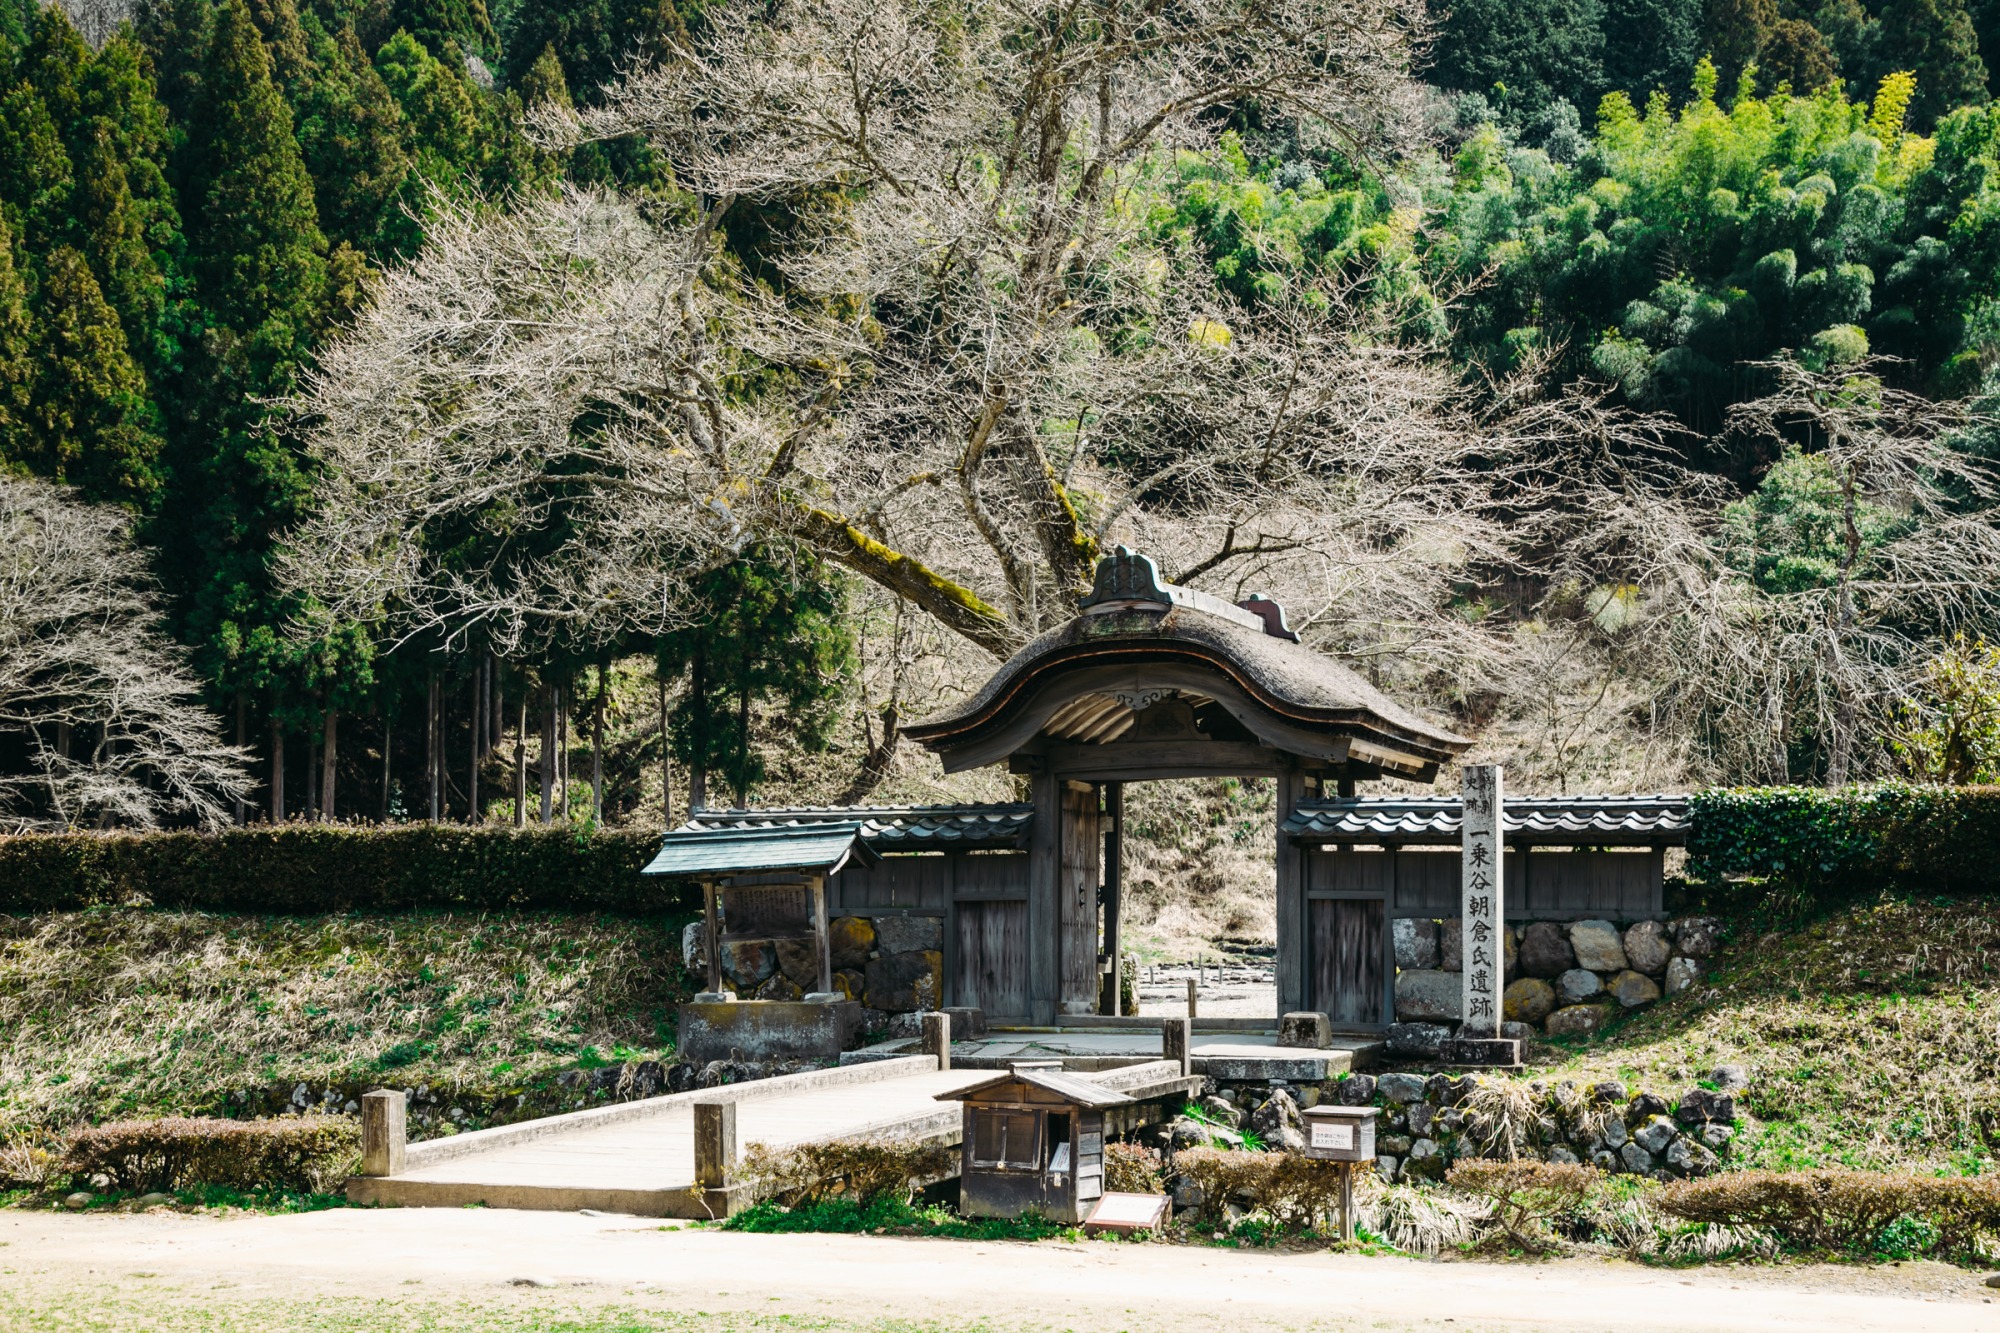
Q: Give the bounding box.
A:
[2,1207,1993,1332]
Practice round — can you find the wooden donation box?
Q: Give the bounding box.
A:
[1300,1105,1379,1242]
[939,1064,1134,1224]
[1300,1105,1377,1163]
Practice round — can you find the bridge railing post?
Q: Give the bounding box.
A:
[922,1011,952,1071]
[360,1089,407,1177]
[694,1101,737,1192]
[1162,1017,1191,1077]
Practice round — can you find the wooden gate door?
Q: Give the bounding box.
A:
[955,901,1028,1019]
[1311,898,1386,1028]
[952,851,1030,1021]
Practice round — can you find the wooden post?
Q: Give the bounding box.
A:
[1338,1161,1356,1241]
[1461,764,1504,1039]
[922,1010,951,1071]
[702,881,723,995]
[1185,977,1198,1019]
[1273,765,1309,1016]
[359,1090,407,1177]
[693,1101,736,1190]
[1101,782,1123,1016]
[810,874,831,994]
[1026,768,1060,1026]
[1057,781,1102,1016]
[1162,1016,1191,1076]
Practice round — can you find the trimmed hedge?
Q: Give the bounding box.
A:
[63,1115,360,1194]
[1688,783,2000,896]
[1658,1168,2000,1260]
[0,825,694,915]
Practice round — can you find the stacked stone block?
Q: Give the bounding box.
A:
[1389,916,1719,1044]
[683,914,944,1022]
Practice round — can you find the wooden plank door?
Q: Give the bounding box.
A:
[955,900,1029,1020]
[1311,898,1385,1029]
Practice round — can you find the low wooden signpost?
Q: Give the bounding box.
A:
[1299,1104,1379,1241]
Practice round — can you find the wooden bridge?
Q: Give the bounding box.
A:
[348,1048,1201,1218]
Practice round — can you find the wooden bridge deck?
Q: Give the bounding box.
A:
[348,1056,1197,1218]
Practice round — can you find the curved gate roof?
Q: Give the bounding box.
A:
[905,549,1471,781]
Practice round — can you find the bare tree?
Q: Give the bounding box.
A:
[1541,360,2000,786]
[56,0,134,47]
[279,0,1503,668]
[0,476,253,830]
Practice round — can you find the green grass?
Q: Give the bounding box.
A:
[721,1196,1084,1242]
[0,908,696,1136]
[1524,892,2000,1174]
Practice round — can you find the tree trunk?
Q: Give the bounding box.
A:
[468,664,481,824]
[514,690,528,829]
[592,661,605,825]
[489,652,502,761]
[688,642,708,815]
[322,709,338,822]
[735,662,751,809]
[233,695,246,826]
[427,671,440,822]
[540,686,555,825]
[838,702,901,804]
[306,731,319,821]
[270,715,286,823]
[559,678,571,820]
[381,701,393,822]
[659,673,672,828]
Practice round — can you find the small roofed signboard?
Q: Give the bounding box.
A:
[1083,1191,1168,1236]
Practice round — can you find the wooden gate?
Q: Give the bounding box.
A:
[1304,848,1391,1030]
[954,852,1030,1020]
[955,900,1028,1019]
[1310,899,1386,1028]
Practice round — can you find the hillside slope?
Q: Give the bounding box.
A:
[1532,895,2000,1174]
[0,909,697,1134]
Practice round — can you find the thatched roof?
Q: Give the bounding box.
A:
[905,550,1469,777]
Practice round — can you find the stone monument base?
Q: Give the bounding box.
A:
[1439,1036,1522,1069]
[678,999,863,1066]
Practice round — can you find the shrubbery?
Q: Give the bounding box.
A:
[1658,1169,2000,1260]
[1688,784,2000,899]
[62,1115,360,1194]
[0,826,692,915]
[734,1137,956,1209]
[1170,1147,1355,1230]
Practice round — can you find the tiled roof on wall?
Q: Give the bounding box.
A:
[1285,795,1690,846]
[681,804,1034,852]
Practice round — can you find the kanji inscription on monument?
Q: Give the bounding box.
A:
[1461,764,1504,1039]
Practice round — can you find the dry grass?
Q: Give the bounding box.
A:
[0,909,694,1132]
[1527,894,2000,1174]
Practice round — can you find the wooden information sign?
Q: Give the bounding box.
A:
[720,884,813,939]
[1461,764,1504,1039]
[1083,1191,1169,1236]
[1309,1120,1354,1152]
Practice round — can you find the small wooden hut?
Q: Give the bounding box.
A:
[938,1065,1133,1223]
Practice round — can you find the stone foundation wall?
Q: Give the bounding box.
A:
[1156,1067,1744,1186]
[1391,915,1721,1045]
[683,914,943,1026]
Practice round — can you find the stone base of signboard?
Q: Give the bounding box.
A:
[1438,1037,1522,1069]
[678,999,863,1066]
